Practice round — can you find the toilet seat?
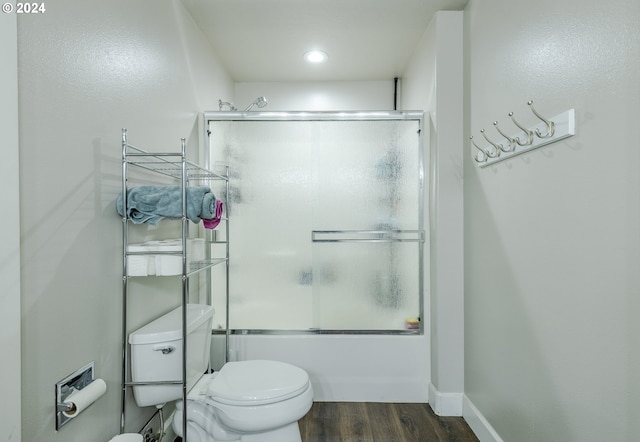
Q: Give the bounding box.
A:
[208,360,310,406]
[175,360,314,439]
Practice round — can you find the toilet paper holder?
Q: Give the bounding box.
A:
[56,402,75,413]
[55,361,95,430]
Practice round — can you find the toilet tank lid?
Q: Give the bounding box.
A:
[128,304,214,345]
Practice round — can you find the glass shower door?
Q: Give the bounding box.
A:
[309,120,423,330]
[207,113,424,332]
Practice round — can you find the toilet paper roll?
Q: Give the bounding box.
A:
[62,378,107,418]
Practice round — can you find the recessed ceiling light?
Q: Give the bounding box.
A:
[304,50,328,64]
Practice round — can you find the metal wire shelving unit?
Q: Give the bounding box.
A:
[119,129,229,441]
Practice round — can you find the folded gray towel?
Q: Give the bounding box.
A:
[117,186,216,225]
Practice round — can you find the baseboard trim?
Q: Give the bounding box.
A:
[427,383,463,416]
[462,395,503,442]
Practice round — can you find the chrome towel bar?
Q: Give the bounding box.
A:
[312,230,425,243]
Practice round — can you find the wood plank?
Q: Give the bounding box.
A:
[365,402,404,441]
[298,402,479,442]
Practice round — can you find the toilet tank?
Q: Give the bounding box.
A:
[128,304,214,407]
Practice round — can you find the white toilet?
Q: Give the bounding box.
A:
[128,304,313,442]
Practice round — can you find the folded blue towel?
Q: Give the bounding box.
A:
[117,186,216,225]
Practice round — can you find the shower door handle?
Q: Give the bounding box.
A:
[311,230,425,243]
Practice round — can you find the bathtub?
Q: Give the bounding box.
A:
[211,332,430,402]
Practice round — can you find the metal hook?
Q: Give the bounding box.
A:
[470,136,488,163]
[527,100,555,138]
[472,134,500,159]
[480,129,503,157]
[492,121,517,152]
[508,112,534,146]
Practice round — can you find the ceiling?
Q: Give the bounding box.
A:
[181,0,469,83]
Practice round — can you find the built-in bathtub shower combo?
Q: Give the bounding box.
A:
[112,104,426,442]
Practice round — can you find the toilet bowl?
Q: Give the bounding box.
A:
[129,305,313,442]
[173,361,313,441]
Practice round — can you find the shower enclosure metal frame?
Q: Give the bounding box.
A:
[202,110,426,337]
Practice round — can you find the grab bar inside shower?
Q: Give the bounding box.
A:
[312,230,425,243]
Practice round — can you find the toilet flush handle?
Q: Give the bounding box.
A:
[153,345,175,355]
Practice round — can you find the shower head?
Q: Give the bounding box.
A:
[244,96,268,111]
[219,99,237,111]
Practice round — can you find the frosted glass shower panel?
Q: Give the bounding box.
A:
[311,241,421,330]
[208,115,423,331]
[310,120,421,330]
[312,120,420,231]
[210,121,315,330]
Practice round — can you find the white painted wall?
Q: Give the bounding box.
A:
[0,12,21,442]
[17,1,232,440]
[402,11,465,415]
[234,81,394,111]
[463,0,640,440]
[401,18,436,113]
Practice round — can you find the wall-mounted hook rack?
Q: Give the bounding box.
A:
[474,101,575,168]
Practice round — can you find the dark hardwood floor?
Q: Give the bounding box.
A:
[299,402,479,442]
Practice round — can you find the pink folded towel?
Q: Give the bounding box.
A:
[202,199,224,229]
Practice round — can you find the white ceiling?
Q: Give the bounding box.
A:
[181,0,469,82]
